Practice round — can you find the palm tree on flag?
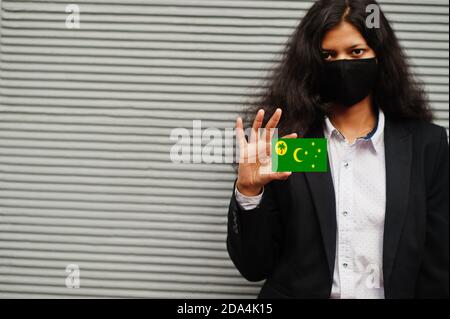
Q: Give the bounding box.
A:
[278,142,286,155]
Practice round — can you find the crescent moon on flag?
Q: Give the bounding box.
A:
[293,148,304,163]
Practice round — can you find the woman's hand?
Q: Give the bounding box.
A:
[235,108,297,196]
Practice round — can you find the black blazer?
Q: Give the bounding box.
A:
[227,117,449,299]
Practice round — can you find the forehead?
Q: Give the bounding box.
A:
[321,21,368,50]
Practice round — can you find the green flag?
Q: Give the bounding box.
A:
[272,138,328,172]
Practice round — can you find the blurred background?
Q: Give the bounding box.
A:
[0,0,448,298]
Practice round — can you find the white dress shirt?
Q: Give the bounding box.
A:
[235,108,386,299]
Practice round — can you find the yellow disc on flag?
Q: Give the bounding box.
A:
[275,141,288,156]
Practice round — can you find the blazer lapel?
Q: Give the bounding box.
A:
[383,118,413,290]
[303,125,337,279]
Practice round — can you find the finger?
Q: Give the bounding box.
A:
[265,108,282,130]
[250,109,264,144]
[235,117,248,162]
[282,133,298,139]
[264,108,282,152]
[235,117,247,147]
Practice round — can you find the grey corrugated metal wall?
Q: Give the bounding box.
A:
[0,0,448,298]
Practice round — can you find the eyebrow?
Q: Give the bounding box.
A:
[321,44,366,52]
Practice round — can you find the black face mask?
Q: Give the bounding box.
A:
[319,58,379,108]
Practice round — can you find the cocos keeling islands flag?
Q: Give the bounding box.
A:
[272,138,328,173]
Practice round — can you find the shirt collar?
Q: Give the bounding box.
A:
[324,107,385,153]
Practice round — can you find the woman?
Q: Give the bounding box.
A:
[227,0,448,299]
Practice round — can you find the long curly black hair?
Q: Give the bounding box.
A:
[243,0,433,136]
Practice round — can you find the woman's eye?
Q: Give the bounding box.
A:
[352,49,365,56]
[321,52,333,60]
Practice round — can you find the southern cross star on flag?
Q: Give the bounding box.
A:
[271,138,328,173]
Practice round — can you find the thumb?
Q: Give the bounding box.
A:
[270,172,292,181]
[260,172,292,184]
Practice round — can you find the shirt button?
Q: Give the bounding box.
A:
[344,162,349,168]
[343,263,348,268]
[343,211,349,217]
